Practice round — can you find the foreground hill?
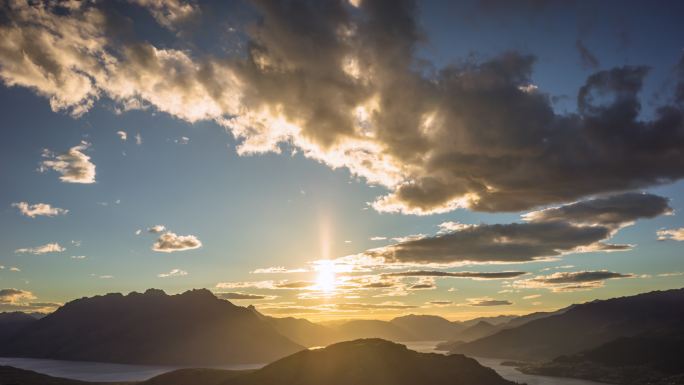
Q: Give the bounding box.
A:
[516,327,684,385]
[452,288,684,360]
[142,339,518,385]
[0,289,303,365]
[0,312,38,342]
[0,366,98,385]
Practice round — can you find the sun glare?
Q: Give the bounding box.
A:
[314,260,337,293]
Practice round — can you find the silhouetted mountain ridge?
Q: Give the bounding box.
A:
[0,288,303,365]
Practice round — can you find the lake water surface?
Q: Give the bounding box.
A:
[0,342,609,384]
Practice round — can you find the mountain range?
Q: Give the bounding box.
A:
[0,289,303,365]
[450,287,684,361]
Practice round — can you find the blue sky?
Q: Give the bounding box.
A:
[0,0,683,320]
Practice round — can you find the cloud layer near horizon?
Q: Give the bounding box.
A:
[1,1,683,215]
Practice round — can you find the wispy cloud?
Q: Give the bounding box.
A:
[514,270,634,292]
[12,202,68,218]
[15,243,65,255]
[157,268,188,278]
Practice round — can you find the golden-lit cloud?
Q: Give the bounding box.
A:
[157,268,188,278]
[152,232,202,253]
[12,202,68,218]
[40,142,96,184]
[657,227,684,241]
[15,242,65,255]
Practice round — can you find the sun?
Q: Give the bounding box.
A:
[314,260,337,293]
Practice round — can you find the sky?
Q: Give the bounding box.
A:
[0,0,683,321]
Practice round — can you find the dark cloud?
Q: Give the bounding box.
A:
[216,292,268,300]
[385,270,527,279]
[362,192,669,264]
[1,1,683,214]
[576,39,599,69]
[335,302,418,311]
[469,299,513,306]
[515,270,634,291]
[409,283,435,290]
[366,221,623,264]
[523,192,672,226]
[273,281,314,289]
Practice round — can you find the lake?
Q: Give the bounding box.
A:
[401,341,610,385]
[0,357,264,382]
[0,342,610,384]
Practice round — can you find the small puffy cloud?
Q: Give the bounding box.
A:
[9,267,21,272]
[216,292,274,300]
[157,268,188,278]
[71,255,86,260]
[135,133,143,146]
[15,242,65,255]
[515,270,634,292]
[12,202,68,218]
[370,236,387,241]
[98,275,113,279]
[175,136,190,145]
[467,298,513,307]
[657,227,684,241]
[251,266,308,274]
[117,131,127,141]
[40,141,96,184]
[147,225,166,233]
[152,232,202,253]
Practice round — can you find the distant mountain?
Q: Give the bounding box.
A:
[516,327,684,384]
[249,306,340,347]
[389,314,465,340]
[455,320,499,342]
[141,339,518,385]
[0,289,304,365]
[332,319,418,341]
[451,288,684,360]
[460,315,517,328]
[0,312,38,342]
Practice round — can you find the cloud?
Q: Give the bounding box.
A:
[384,270,527,279]
[334,302,418,311]
[1,1,683,215]
[523,294,541,300]
[71,255,86,260]
[427,300,453,306]
[215,280,314,290]
[147,224,167,233]
[273,281,315,289]
[12,202,68,218]
[152,232,202,252]
[40,142,96,184]
[157,268,188,278]
[409,283,435,290]
[657,227,684,241]
[0,288,35,303]
[467,298,513,306]
[251,266,308,274]
[130,0,199,30]
[576,39,599,69]
[135,133,143,146]
[216,292,273,300]
[522,193,672,227]
[15,242,65,255]
[0,289,59,313]
[515,270,634,292]
[370,236,387,241]
[117,130,127,141]
[355,192,669,265]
